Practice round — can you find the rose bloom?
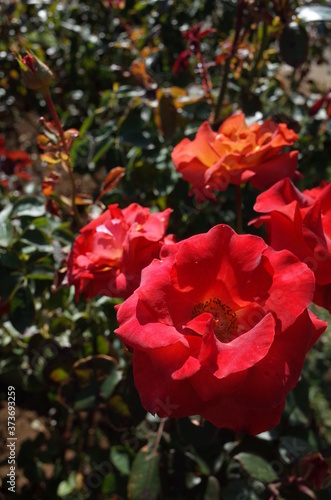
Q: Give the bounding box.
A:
[67,203,173,300]
[171,113,299,201]
[115,224,326,434]
[251,178,331,312]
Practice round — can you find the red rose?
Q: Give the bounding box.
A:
[67,203,174,300]
[251,178,331,311]
[0,298,10,317]
[171,113,299,201]
[115,224,326,434]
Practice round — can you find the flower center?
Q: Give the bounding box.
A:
[192,297,238,343]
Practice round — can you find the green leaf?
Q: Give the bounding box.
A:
[9,285,35,333]
[204,476,221,499]
[0,271,22,303]
[108,395,131,419]
[102,473,117,494]
[221,478,262,500]
[49,367,69,383]
[26,268,54,280]
[0,202,13,223]
[21,228,50,245]
[79,113,95,137]
[0,221,13,247]
[297,5,331,22]
[185,450,210,475]
[128,446,161,500]
[100,370,122,399]
[58,355,120,410]
[74,391,96,410]
[110,445,131,476]
[70,136,92,168]
[0,251,20,269]
[57,472,77,497]
[234,452,279,483]
[279,436,311,464]
[12,197,46,218]
[96,335,110,354]
[92,137,115,164]
[52,225,74,243]
[134,0,158,11]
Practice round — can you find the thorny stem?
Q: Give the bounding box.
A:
[42,90,83,229]
[213,0,245,123]
[151,418,167,457]
[196,48,215,107]
[235,185,243,234]
[42,91,66,146]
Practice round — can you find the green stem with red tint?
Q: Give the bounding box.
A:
[152,418,167,457]
[196,46,215,108]
[248,21,268,86]
[42,91,66,147]
[42,90,83,229]
[213,0,245,123]
[235,185,243,234]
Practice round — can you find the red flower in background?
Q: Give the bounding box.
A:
[0,298,10,318]
[171,113,299,202]
[251,178,331,312]
[115,224,325,434]
[308,89,331,118]
[173,23,215,76]
[0,135,32,190]
[298,452,331,491]
[67,203,174,300]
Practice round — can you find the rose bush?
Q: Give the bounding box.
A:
[251,178,331,312]
[67,203,173,300]
[171,113,299,201]
[115,224,326,434]
[0,135,32,190]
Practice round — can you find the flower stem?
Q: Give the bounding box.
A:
[196,48,215,107]
[235,185,243,234]
[42,90,66,147]
[249,21,268,85]
[42,90,83,229]
[213,0,245,123]
[151,418,166,457]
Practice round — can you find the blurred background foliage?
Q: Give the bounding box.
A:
[1,0,331,498]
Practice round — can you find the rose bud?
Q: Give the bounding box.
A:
[17,51,54,93]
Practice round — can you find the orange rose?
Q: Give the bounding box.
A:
[171,113,299,201]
